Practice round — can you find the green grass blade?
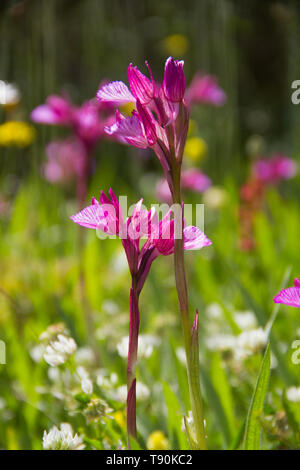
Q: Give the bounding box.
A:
[244,343,271,450]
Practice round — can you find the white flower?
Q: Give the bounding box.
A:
[77,366,93,395]
[43,423,85,450]
[234,311,257,331]
[286,386,300,403]
[75,347,94,365]
[0,81,20,106]
[236,328,267,358]
[48,367,61,383]
[30,344,45,363]
[206,334,236,352]
[102,300,119,315]
[81,378,93,395]
[206,303,223,320]
[117,335,160,360]
[44,334,77,367]
[202,186,227,209]
[117,382,150,402]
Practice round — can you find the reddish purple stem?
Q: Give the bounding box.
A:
[126,285,140,447]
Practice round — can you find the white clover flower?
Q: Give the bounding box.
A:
[43,423,85,450]
[30,344,45,363]
[75,347,94,365]
[286,386,300,403]
[48,367,61,383]
[102,300,120,315]
[206,303,223,320]
[77,366,93,395]
[236,328,267,358]
[96,369,111,389]
[117,382,150,402]
[110,372,118,385]
[202,186,227,209]
[117,334,160,360]
[44,334,77,367]
[206,334,237,352]
[234,311,257,331]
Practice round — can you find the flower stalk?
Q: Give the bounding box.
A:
[126,283,140,446]
[172,150,207,450]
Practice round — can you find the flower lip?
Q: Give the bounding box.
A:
[163,56,186,103]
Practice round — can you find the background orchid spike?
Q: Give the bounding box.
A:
[70,189,211,293]
[273,278,300,308]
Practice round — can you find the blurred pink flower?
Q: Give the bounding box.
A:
[31,95,74,126]
[252,155,297,184]
[274,278,300,308]
[156,169,212,203]
[186,74,226,107]
[43,138,86,184]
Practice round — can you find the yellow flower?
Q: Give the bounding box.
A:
[120,102,136,116]
[146,430,169,450]
[0,121,36,147]
[163,34,189,56]
[112,410,126,429]
[184,137,207,162]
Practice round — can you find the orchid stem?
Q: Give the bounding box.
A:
[126,281,140,448]
[172,162,207,450]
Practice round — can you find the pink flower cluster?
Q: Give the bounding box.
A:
[252,155,297,184]
[31,95,115,192]
[70,189,211,294]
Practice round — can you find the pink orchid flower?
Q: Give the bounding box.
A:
[70,188,211,445]
[252,155,298,184]
[70,188,211,294]
[185,74,226,106]
[97,57,225,195]
[43,137,86,184]
[274,278,300,308]
[31,95,75,126]
[32,95,116,207]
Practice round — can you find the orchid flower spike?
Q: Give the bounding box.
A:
[70,189,211,294]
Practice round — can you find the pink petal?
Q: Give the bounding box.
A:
[294,278,300,288]
[70,204,109,231]
[274,287,300,308]
[105,112,148,149]
[183,226,212,250]
[97,81,135,105]
[127,63,155,105]
[31,105,60,125]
